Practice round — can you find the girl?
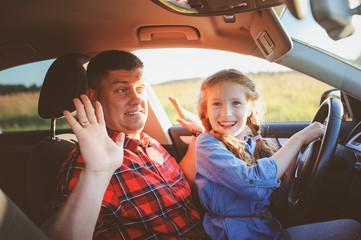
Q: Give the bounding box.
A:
[183,69,361,239]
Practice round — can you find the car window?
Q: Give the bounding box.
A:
[0,59,70,132]
[135,48,332,124]
[0,49,333,133]
[281,1,361,70]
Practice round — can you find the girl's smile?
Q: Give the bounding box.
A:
[218,121,237,128]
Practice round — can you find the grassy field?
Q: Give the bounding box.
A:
[0,71,331,131]
[152,71,331,124]
[0,92,69,131]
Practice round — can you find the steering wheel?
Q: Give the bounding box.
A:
[287,97,343,219]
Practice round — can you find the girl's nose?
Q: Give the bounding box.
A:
[221,104,232,117]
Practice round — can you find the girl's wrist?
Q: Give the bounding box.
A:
[290,131,306,146]
[191,132,199,136]
[190,126,204,136]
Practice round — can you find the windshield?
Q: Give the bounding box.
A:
[280,1,361,69]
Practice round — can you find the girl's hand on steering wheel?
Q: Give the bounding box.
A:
[297,122,325,146]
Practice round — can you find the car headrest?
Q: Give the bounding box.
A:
[38,54,90,119]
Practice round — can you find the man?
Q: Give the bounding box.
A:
[42,50,207,239]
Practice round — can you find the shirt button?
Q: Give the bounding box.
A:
[249,179,254,184]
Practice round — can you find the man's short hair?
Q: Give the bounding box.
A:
[87,50,144,90]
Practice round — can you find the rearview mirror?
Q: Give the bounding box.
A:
[151,0,286,16]
[310,0,361,40]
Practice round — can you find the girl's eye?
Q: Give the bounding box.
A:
[233,101,241,106]
[212,102,221,106]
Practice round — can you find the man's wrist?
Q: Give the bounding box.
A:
[81,168,114,185]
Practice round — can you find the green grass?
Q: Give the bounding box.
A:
[0,71,331,132]
[153,78,202,123]
[0,92,70,131]
[152,71,331,124]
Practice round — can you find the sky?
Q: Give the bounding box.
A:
[1,1,360,86]
[134,49,289,84]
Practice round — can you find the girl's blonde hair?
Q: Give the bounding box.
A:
[197,69,278,165]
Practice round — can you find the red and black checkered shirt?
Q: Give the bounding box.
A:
[50,130,207,239]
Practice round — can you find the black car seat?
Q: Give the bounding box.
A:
[26,53,89,227]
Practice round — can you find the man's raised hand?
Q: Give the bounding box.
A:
[63,94,124,175]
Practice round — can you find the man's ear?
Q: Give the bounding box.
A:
[86,88,97,106]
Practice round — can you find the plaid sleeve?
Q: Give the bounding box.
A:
[48,145,125,239]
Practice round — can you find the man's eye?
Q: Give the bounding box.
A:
[117,88,128,93]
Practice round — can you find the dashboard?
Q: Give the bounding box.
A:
[345,122,361,169]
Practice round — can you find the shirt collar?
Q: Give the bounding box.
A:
[244,135,255,156]
[107,129,153,152]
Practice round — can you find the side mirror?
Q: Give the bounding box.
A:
[310,0,361,40]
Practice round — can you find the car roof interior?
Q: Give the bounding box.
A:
[0,0,294,71]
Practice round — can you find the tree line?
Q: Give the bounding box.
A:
[0,84,40,95]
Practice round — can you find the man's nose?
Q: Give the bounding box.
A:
[129,88,143,104]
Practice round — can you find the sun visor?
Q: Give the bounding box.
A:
[250,8,292,62]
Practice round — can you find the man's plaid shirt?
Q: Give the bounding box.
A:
[49,130,206,239]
